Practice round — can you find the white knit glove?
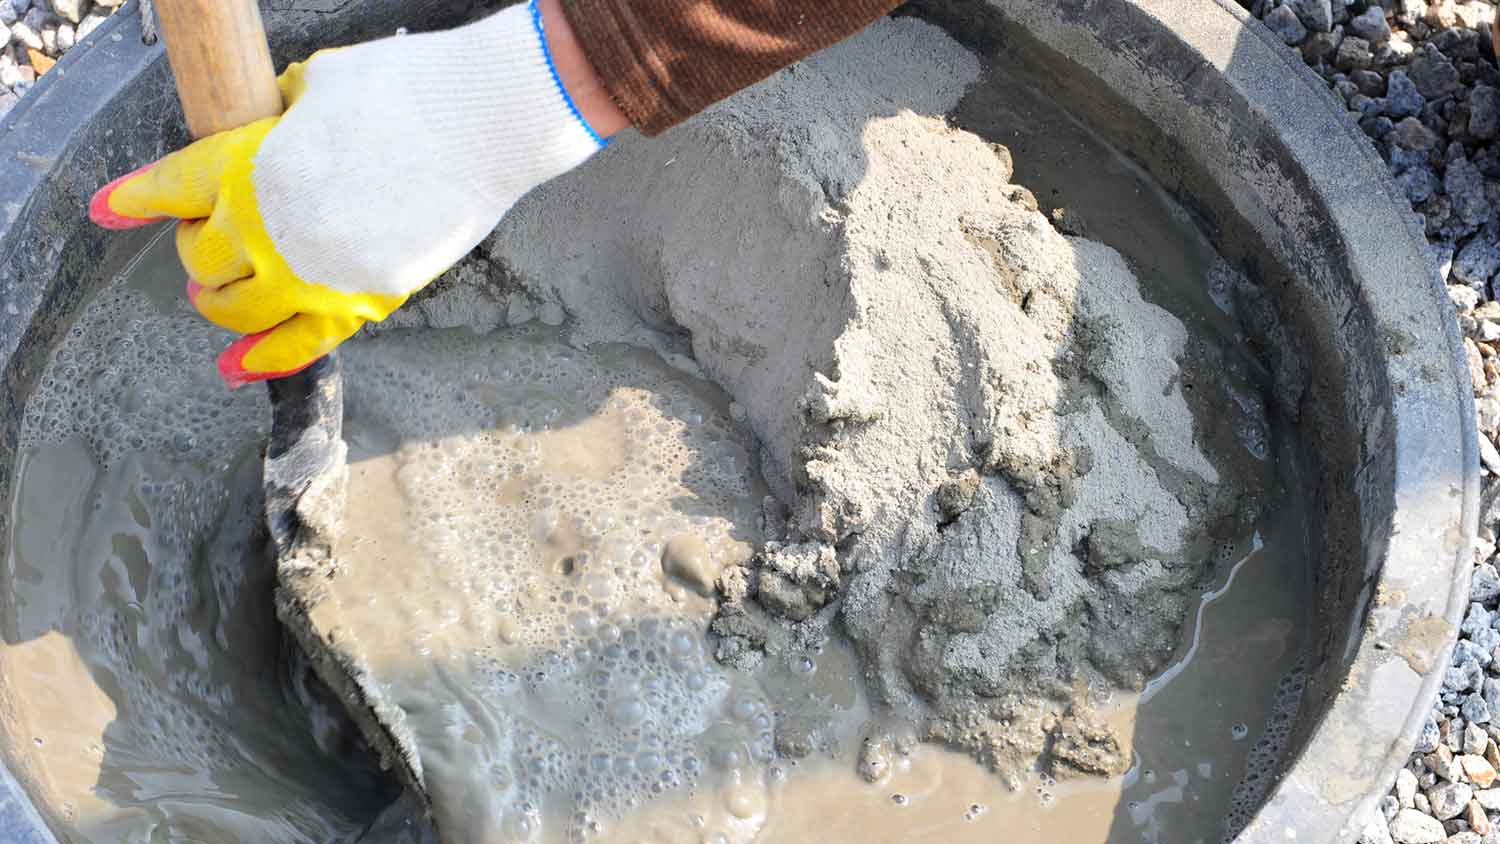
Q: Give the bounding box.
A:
[91,0,607,386]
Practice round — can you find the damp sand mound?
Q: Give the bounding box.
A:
[275,17,1269,836]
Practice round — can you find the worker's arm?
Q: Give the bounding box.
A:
[89,0,901,387]
[563,0,906,136]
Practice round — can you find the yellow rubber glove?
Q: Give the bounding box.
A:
[89,0,605,387]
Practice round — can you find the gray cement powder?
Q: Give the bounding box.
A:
[373,17,1264,779]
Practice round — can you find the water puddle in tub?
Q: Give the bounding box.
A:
[0,44,1313,844]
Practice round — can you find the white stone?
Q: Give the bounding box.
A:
[1400,768,1421,809]
[1389,808,1446,843]
[9,20,40,50]
[49,0,87,24]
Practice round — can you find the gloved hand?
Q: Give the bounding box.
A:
[90,0,607,388]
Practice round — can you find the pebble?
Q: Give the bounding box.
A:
[10,20,40,50]
[1290,0,1335,32]
[1340,36,1376,71]
[1304,29,1345,64]
[1475,788,1500,811]
[1445,157,1492,230]
[1265,4,1310,44]
[1455,239,1500,285]
[1400,165,1442,202]
[1410,45,1463,97]
[1387,70,1428,117]
[1474,564,1500,603]
[2,0,122,100]
[1480,435,1500,477]
[1402,768,1423,808]
[1462,754,1498,787]
[1352,6,1394,44]
[1467,692,1495,724]
[1432,782,1476,820]
[1423,716,1447,754]
[49,0,88,24]
[1392,115,1443,149]
[1418,793,1434,815]
[1469,798,1493,834]
[1391,808,1447,843]
[1470,85,1500,140]
[1469,722,1491,756]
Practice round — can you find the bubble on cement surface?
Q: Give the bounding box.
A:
[1220,659,1309,841]
[10,261,390,840]
[19,273,267,468]
[327,327,772,842]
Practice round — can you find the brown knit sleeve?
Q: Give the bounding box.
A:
[560,0,906,136]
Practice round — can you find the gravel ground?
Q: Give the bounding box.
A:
[6,0,1500,840]
[1237,1,1500,841]
[0,0,128,119]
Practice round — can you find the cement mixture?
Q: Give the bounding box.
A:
[0,15,1306,844]
[472,16,1272,775]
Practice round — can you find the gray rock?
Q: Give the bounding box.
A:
[1364,114,1397,139]
[1400,165,1442,203]
[53,19,71,50]
[1351,5,1393,42]
[1455,239,1500,286]
[1290,0,1335,31]
[1475,564,1500,603]
[1447,832,1484,844]
[1476,787,1500,811]
[1391,808,1448,843]
[1447,158,1492,231]
[1449,658,1484,693]
[1264,4,1310,44]
[1470,87,1500,141]
[20,5,43,32]
[1418,792,1434,814]
[38,23,54,54]
[1411,46,1464,98]
[1473,625,1500,657]
[1387,70,1428,119]
[1395,147,1439,178]
[1304,29,1345,64]
[1392,116,1443,150]
[1338,36,1374,71]
[1401,768,1423,808]
[1382,794,1403,821]
[1352,68,1387,96]
[1432,782,1476,819]
[0,1,15,25]
[1468,721,1490,756]
[1451,723,1469,753]
[1467,693,1494,725]
[1462,640,1498,669]
[1431,25,1482,60]
[1423,716,1447,754]
[48,0,85,24]
[1470,603,1496,632]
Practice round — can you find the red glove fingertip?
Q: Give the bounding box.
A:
[89,164,168,230]
[217,332,314,390]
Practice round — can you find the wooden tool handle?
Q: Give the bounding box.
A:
[154,0,283,138]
